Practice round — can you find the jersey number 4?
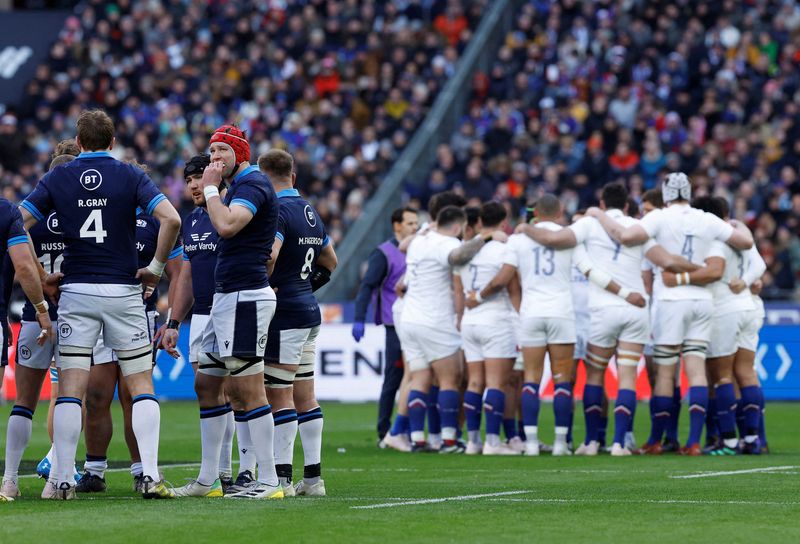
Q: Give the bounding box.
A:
[79,209,108,243]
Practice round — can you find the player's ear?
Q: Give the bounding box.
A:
[292,171,297,187]
[109,136,115,151]
[75,136,82,152]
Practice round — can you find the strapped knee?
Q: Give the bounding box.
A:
[198,352,228,376]
[585,350,610,370]
[58,345,93,371]
[228,356,264,377]
[116,345,154,377]
[263,364,297,388]
[653,346,680,366]
[616,348,642,367]
[295,358,315,382]
[682,341,708,362]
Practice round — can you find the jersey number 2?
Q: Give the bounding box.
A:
[300,247,314,280]
[79,209,108,243]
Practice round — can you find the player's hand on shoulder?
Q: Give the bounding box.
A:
[729,278,746,294]
[625,291,647,308]
[514,223,528,234]
[491,230,508,243]
[136,267,160,298]
[586,207,602,218]
[661,271,677,287]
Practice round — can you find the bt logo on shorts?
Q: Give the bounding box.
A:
[258,334,267,349]
[59,323,72,338]
[18,345,31,360]
[79,169,103,191]
[304,205,317,227]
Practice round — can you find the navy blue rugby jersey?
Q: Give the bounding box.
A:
[0,198,28,320]
[21,151,166,285]
[182,207,219,315]
[269,189,329,330]
[21,211,63,321]
[136,211,182,312]
[215,165,278,293]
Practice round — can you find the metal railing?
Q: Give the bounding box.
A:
[320,0,522,302]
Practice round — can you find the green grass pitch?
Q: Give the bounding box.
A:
[1,401,798,543]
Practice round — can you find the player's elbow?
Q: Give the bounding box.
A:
[217,224,238,239]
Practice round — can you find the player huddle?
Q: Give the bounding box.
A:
[374,174,768,457]
[0,110,335,501]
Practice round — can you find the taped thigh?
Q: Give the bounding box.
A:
[653,345,680,366]
[58,345,93,371]
[264,364,297,388]
[616,348,643,367]
[585,349,611,370]
[682,340,708,362]
[227,355,264,377]
[197,352,230,377]
[117,345,155,377]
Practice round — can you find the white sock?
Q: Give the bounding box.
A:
[246,407,278,486]
[555,426,568,444]
[234,417,257,475]
[428,433,442,446]
[84,457,107,478]
[53,399,83,485]
[130,462,143,477]
[524,426,538,444]
[197,408,228,485]
[219,409,234,478]
[298,408,323,485]
[45,444,55,464]
[468,430,481,444]
[273,409,298,484]
[4,410,33,481]
[131,396,161,481]
[486,433,501,447]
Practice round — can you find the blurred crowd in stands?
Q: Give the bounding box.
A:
[407,0,800,299]
[0,0,484,245]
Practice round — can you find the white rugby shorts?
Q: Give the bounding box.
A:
[461,323,517,363]
[708,311,748,359]
[265,325,321,365]
[518,317,576,347]
[189,313,211,364]
[398,321,461,372]
[16,321,57,370]
[651,299,712,346]
[738,309,764,353]
[574,309,589,360]
[93,311,158,366]
[57,284,152,352]
[589,305,650,348]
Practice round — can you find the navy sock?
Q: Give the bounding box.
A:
[665,386,681,442]
[598,416,608,446]
[463,390,482,435]
[582,384,603,444]
[518,420,527,441]
[566,402,573,444]
[521,383,540,429]
[758,402,767,447]
[715,383,738,441]
[687,386,708,447]
[649,396,672,445]
[613,389,637,446]
[740,385,762,439]
[646,396,658,444]
[438,389,460,442]
[390,414,409,437]
[706,396,719,442]
[427,386,441,435]
[553,382,572,429]
[503,418,518,440]
[407,390,427,443]
[735,401,746,438]
[483,388,505,437]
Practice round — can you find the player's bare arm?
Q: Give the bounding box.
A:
[575,255,646,308]
[466,263,516,308]
[726,219,754,250]
[733,246,767,293]
[516,223,577,249]
[152,253,184,348]
[644,245,700,273]
[268,237,283,277]
[161,260,194,357]
[586,207,649,246]
[662,256,724,287]
[448,231,506,267]
[8,243,52,345]
[507,272,522,313]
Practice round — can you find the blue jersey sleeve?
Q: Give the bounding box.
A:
[21,175,53,223]
[230,181,267,217]
[168,237,183,260]
[135,168,167,216]
[275,206,289,243]
[3,203,27,249]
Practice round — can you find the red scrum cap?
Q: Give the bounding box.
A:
[209,125,251,165]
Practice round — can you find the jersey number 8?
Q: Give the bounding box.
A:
[79,209,108,243]
[300,247,314,280]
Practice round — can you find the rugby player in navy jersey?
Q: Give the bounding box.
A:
[19,110,181,499]
[162,155,257,496]
[259,150,337,497]
[76,163,184,494]
[0,196,55,502]
[2,152,81,500]
[173,125,282,500]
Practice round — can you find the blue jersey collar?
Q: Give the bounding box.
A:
[232,165,259,184]
[276,188,300,198]
[77,151,112,158]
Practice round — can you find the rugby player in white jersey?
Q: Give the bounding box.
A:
[519,183,697,456]
[456,202,519,455]
[400,205,507,453]
[587,173,754,455]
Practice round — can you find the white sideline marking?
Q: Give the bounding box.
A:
[352,490,529,509]
[669,466,799,479]
[19,462,201,479]
[489,498,800,506]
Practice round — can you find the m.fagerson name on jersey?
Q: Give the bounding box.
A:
[298,236,324,245]
[184,241,217,252]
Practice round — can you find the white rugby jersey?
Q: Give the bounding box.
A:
[504,222,574,320]
[639,204,734,301]
[401,229,460,327]
[743,245,767,319]
[456,240,516,326]
[570,209,654,309]
[707,241,754,315]
[571,244,590,322]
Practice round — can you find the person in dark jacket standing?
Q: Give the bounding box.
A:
[352,207,419,441]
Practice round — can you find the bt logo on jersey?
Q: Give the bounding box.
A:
[79,169,103,191]
[304,205,317,227]
[46,212,62,235]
